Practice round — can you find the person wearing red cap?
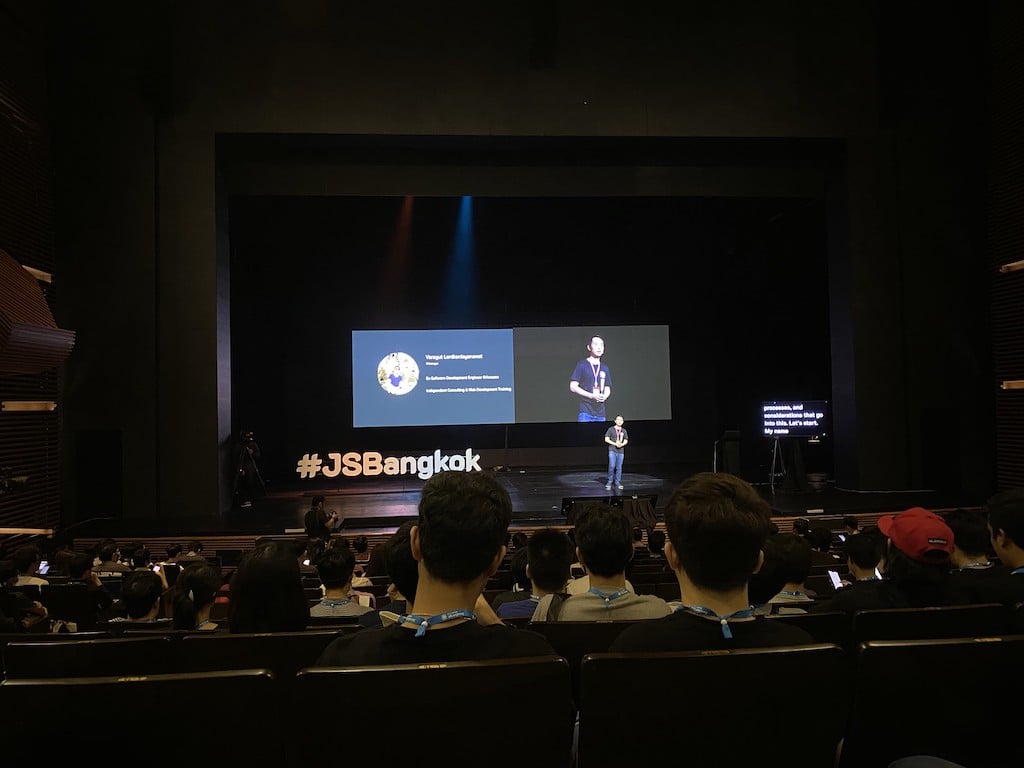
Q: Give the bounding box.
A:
[809,506,968,613]
[968,488,1024,607]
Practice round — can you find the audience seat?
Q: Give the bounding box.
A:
[766,610,852,649]
[0,669,284,765]
[293,655,575,767]
[851,603,1014,646]
[526,620,642,703]
[38,583,104,630]
[839,635,1024,768]
[0,631,109,679]
[176,629,343,688]
[3,635,175,679]
[578,643,849,768]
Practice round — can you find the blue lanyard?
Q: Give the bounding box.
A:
[675,603,755,639]
[320,598,351,608]
[588,587,630,608]
[398,609,476,637]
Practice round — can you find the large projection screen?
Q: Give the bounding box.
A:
[352,325,672,427]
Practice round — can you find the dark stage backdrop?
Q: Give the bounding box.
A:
[229,195,832,486]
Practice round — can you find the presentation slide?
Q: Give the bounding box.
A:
[352,329,515,427]
[761,400,829,439]
[352,325,672,428]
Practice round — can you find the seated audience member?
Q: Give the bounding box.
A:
[748,536,788,616]
[50,542,77,576]
[352,535,371,566]
[0,559,48,629]
[293,537,320,578]
[533,502,671,622]
[65,552,116,617]
[842,515,861,537]
[766,533,815,613]
[310,545,373,620]
[496,528,574,620]
[12,545,50,586]
[610,472,816,651]
[109,569,169,623]
[228,540,310,633]
[830,529,883,591]
[810,506,963,614]
[93,542,131,575]
[942,507,1005,595]
[316,470,560,666]
[359,521,419,628]
[792,518,811,539]
[172,562,224,630]
[130,546,154,570]
[177,540,207,565]
[806,525,843,567]
[91,538,117,567]
[647,529,667,559]
[162,544,183,565]
[362,537,391,578]
[968,488,1024,606]
[490,547,532,612]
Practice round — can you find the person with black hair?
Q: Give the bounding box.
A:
[359,520,420,628]
[569,335,611,422]
[610,472,816,652]
[0,559,48,630]
[110,569,169,623]
[66,552,116,621]
[765,533,815,614]
[228,540,310,633]
[304,495,339,543]
[172,562,224,630]
[12,544,50,586]
[967,488,1024,606]
[497,528,574,620]
[942,507,1004,595]
[810,506,966,613]
[315,470,560,666]
[310,545,373,620]
[533,502,670,621]
[489,547,532,613]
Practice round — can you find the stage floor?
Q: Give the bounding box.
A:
[220,463,968,536]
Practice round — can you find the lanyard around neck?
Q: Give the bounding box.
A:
[675,603,755,639]
[588,587,630,608]
[398,608,476,637]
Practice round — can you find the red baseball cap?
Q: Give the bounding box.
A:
[877,506,954,563]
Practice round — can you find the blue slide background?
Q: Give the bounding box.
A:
[352,329,515,427]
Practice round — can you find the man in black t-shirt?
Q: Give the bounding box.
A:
[611,471,815,652]
[316,471,561,666]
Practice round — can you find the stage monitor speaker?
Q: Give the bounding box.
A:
[717,430,741,476]
[561,495,611,525]
[615,494,658,529]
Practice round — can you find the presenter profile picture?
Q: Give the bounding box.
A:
[378,352,418,396]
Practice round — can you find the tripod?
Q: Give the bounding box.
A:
[233,439,267,505]
[768,437,786,494]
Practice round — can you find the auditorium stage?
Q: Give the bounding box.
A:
[217,463,970,537]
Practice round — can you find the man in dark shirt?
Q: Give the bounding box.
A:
[611,471,815,652]
[316,470,560,666]
[969,488,1024,606]
[810,506,961,613]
